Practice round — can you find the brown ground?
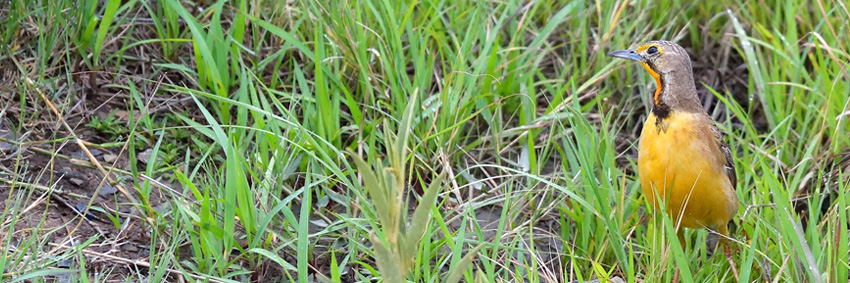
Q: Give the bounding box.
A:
[0,88,175,279]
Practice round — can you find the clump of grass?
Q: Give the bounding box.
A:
[351,91,463,282]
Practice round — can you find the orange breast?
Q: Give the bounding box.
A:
[638,112,738,230]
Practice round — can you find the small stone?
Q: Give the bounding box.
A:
[73,203,96,220]
[102,154,118,163]
[69,178,85,186]
[0,126,16,152]
[71,150,86,159]
[98,184,118,197]
[153,202,171,215]
[59,166,74,176]
[71,148,103,160]
[88,149,103,157]
[57,258,72,268]
[72,149,102,159]
[118,208,131,220]
[122,244,138,252]
[138,148,155,164]
[57,243,74,269]
[55,269,73,283]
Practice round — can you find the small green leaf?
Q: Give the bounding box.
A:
[406,171,445,249]
[93,0,122,64]
[445,243,485,283]
[247,248,297,271]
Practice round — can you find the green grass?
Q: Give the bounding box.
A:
[0,0,848,282]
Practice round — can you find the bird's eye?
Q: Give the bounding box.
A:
[647,46,658,54]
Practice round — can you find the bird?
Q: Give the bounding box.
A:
[607,40,739,270]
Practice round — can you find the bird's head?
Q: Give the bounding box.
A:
[607,40,693,76]
[607,40,701,115]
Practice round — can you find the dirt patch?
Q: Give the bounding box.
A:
[0,112,170,278]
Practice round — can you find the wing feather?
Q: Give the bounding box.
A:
[712,125,737,189]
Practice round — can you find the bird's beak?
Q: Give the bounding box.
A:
[607,49,643,62]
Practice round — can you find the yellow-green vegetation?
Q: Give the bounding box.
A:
[0,0,847,282]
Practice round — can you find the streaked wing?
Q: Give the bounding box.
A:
[712,125,737,189]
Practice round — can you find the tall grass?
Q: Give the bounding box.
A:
[0,0,847,282]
